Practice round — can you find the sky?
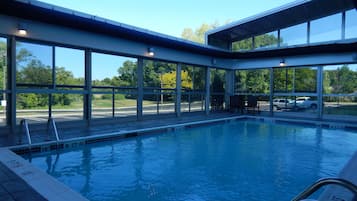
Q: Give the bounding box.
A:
[39,0,297,38]
[27,0,295,80]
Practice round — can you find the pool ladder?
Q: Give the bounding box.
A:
[292,178,357,201]
[20,118,60,147]
[20,119,31,146]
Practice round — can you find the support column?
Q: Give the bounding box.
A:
[176,63,181,117]
[205,67,211,115]
[225,69,234,110]
[317,66,323,119]
[269,68,274,116]
[9,37,16,134]
[137,58,144,120]
[84,50,92,125]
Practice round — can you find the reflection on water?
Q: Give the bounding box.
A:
[25,120,357,201]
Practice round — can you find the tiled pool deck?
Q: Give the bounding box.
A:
[0,112,356,201]
[0,161,46,201]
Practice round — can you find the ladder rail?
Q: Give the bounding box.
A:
[292,178,357,201]
[48,117,60,142]
[20,119,32,145]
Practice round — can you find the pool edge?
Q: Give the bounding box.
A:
[0,148,89,201]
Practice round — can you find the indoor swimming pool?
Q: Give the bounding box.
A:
[23,119,357,201]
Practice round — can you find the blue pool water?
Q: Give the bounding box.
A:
[24,120,357,201]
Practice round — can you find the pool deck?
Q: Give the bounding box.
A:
[0,148,88,201]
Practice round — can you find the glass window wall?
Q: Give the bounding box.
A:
[16,42,52,88]
[143,60,176,116]
[235,69,270,112]
[51,94,83,121]
[280,23,307,46]
[55,47,84,87]
[345,9,357,39]
[16,93,49,124]
[254,31,279,49]
[323,64,357,117]
[310,13,342,43]
[181,65,205,113]
[232,38,253,51]
[92,53,137,119]
[273,66,318,116]
[210,68,225,111]
[0,37,7,126]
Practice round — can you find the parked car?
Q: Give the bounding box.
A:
[273,98,295,110]
[295,97,318,109]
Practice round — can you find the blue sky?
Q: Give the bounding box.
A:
[33,0,297,80]
[39,0,297,37]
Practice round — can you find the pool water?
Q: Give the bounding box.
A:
[24,120,357,201]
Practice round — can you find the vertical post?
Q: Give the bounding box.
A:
[137,58,143,120]
[269,67,274,116]
[9,37,16,135]
[252,36,255,50]
[84,50,92,125]
[307,21,310,44]
[205,67,210,115]
[277,29,281,48]
[49,46,55,118]
[176,63,181,117]
[317,66,323,119]
[225,69,234,110]
[112,88,115,117]
[341,11,346,40]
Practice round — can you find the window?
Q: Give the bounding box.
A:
[273,67,316,93]
[310,13,342,43]
[345,9,357,39]
[210,68,225,111]
[143,60,176,115]
[280,23,307,46]
[91,53,138,118]
[235,69,270,112]
[235,69,270,94]
[0,37,7,126]
[55,47,84,87]
[254,31,279,49]
[16,42,52,88]
[181,65,205,113]
[323,64,357,117]
[232,38,253,51]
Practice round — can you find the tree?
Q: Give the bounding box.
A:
[16,60,52,85]
[117,60,137,87]
[181,22,220,43]
[0,41,6,91]
[294,68,317,92]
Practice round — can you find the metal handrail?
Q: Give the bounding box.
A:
[48,117,60,142]
[292,178,357,201]
[20,119,32,145]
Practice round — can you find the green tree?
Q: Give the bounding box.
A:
[16,60,52,84]
[232,39,253,51]
[117,60,137,87]
[295,68,317,92]
[0,41,6,91]
[328,65,357,94]
[181,22,220,43]
[254,34,279,49]
[273,68,293,92]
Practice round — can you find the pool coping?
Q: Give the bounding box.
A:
[2,115,357,201]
